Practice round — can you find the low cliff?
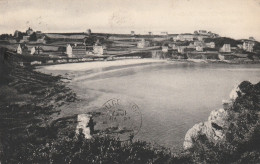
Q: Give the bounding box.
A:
[183,81,260,163]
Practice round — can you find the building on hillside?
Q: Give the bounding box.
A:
[26,27,34,35]
[66,44,73,58]
[249,37,255,41]
[243,41,254,52]
[131,31,135,36]
[175,34,194,41]
[72,45,87,57]
[66,43,87,57]
[196,46,203,52]
[198,30,208,35]
[30,47,36,55]
[17,44,29,55]
[194,40,204,46]
[177,46,185,54]
[205,42,215,48]
[137,39,150,48]
[170,44,178,49]
[220,44,231,52]
[161,32,168,36]
[148,32,152,36]
[162,46,169,52]
[197,36,204,41]
[17,44,22,54]
[93,44,105,55]
[188,43,195,48]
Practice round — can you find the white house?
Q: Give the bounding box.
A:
[243,41,254,52]
[178,46,185,53]
[137,39,150,48]
[196,46,203,51]
[205,42,215,48]
[220,44,231,52]
[162,46,168,52]
[93,45,104,55]
[198,30,208,35]
[30,47,36,55]
[17,44,22,54]
[66,44,73,58]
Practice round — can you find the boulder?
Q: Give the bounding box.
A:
[76,114,92,139]
[184,108,229,150]
[183,119,225,150]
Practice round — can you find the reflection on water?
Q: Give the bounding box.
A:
[46,62,260,152]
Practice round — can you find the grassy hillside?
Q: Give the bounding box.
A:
[204,37,243,48]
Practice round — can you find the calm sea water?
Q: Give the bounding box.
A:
[41,61,260,151]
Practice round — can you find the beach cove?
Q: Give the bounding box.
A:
[38,59,260,152]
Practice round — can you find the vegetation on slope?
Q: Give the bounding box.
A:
[204,37,243,48]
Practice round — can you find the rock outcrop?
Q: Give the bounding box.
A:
[183,81,260,150]
[76,114,93,139]
[184,108,228,149]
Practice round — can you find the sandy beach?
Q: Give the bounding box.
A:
[39,59,165,72]
[37,60,260,152]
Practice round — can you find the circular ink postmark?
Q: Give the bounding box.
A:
[96,98,142,141]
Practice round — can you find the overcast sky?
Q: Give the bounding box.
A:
[1,0,260,40]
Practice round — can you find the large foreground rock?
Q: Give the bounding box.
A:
[183,81,260,150]
[184,108,228,149]
[76,114,93,139]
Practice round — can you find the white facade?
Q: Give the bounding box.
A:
[206,42,215,48]
[243,42,254,52]
[30,47,36,55]
[196,46,203,51]
[162,46,168,52]
[198,30,208,35]
[220,44,231,52]
[17,44,22,54]
[93,45,104,55]
[178,47,185,53]
[66,44,73,58]
[137,39,150,48]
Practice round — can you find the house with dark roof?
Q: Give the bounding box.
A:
[66,44,87,58]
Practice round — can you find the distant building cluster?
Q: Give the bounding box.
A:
[3,27,257,61]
